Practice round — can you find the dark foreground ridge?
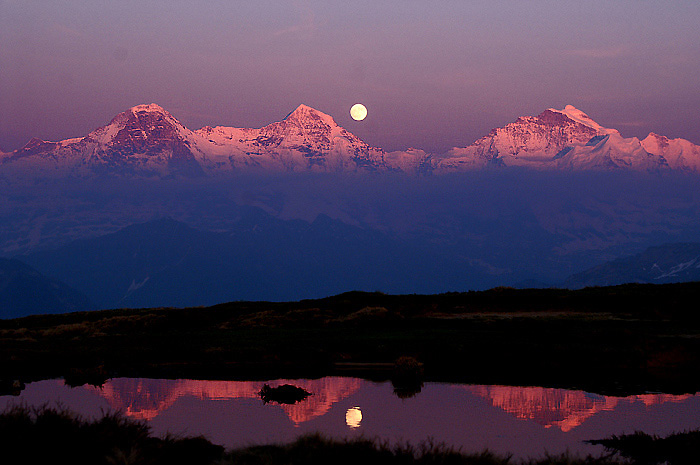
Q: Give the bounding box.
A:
[3,282,700,394]
[0,405,674,465]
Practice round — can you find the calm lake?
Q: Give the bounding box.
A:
[2,377,699,458]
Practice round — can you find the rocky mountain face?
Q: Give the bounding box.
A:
[438,107,599,170]
[1,104,698,178]
[641,132,700,172]
[193,104,391,172]
[2,104,204,178]
[437,105,671,172]
[0,104,399,178]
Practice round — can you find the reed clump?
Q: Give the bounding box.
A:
[224,433,622,465]
[0,405,674,465]
[0,405,223,465]
[588,430,700,465]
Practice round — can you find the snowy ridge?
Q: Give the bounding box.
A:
[1,104,699,178]
[437,107,601,171]
[548,104,618,135]
[553,132,667,171]
[187,104,392,173]
[437,105,697,172]
[641,133,700,172]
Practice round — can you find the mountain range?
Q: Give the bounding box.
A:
[3,103,700,314]
[57,377,697,432]
[21,213,489,310]
[564,242,700,289]
[5,168,700,312]
[89,377,362,424]
[463,385,691,432]
[2,104,699,178]
[9,215,700,315]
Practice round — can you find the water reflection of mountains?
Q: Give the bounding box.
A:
[91,378,695,431]
[91,377,362,424]
[465,386,692,431]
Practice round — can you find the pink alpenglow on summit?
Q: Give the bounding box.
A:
[437,106,672,172]
[1,104,699,178]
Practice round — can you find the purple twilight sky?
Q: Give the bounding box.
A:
[1,0,699,153]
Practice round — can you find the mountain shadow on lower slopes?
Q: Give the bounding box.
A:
[22,209,490,309]
[564,242,700,288]
[0,258,94,319]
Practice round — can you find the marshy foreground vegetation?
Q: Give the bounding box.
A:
[2,405,697,465]
[3,283,700,463]
[2,283,700,394]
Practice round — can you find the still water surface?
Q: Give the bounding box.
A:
[2,377,699,458]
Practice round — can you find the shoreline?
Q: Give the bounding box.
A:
[3,283,700,395]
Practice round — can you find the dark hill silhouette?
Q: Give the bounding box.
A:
[23,209,488,309]
[0,258,94,318]
[565,243,700,288]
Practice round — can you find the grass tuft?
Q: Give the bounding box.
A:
[0,404,223,465]
[3,405,694,465]
[223,433,620,465]
[588,429,700,464]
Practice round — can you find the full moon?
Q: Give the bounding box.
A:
[345,406,362,428]
[350,103,367,121]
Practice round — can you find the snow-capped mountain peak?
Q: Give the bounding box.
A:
[285,103,335,121]
[23,138,51,149]
[642,132,670,149]
[641,132,700,171]
[436,104,691,172]
[130,103,168,114]
[0,103,204,178]
[91,103,192,146]
[548,105,617,135]
[279,104,341,135]
[233,104,389,172]
[2,103,699,178]
[553,131,667,171]
[437,105,602,171]
[181,103,392,173]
